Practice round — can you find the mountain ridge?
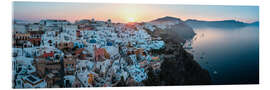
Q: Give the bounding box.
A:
[185,19,259,29]
[151,16,183,23]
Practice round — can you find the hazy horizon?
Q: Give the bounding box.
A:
[13,2,259,23]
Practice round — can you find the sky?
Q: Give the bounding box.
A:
[13,2,259,23]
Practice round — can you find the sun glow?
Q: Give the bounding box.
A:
[127,17,136,22]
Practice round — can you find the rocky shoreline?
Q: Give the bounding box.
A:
[142,24,211,86]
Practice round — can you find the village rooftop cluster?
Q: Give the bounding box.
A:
[12,18,169,88]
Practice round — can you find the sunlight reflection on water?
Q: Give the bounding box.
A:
[184,26,259,84]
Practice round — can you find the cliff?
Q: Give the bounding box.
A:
[143,24,211,86]
[150,16,196,42]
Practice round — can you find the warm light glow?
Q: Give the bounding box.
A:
[13,2,259,23]
[127,17,136,22]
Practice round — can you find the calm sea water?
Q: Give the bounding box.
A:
[185,26,259,84]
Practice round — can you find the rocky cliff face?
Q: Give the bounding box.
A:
[150,16,196,42]
[160,42,211,85]
[164,22,196,41]
[143,23,211,86]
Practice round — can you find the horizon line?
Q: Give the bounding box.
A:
[13,17,259,24]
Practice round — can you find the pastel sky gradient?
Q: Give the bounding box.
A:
[13,2,259,23]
